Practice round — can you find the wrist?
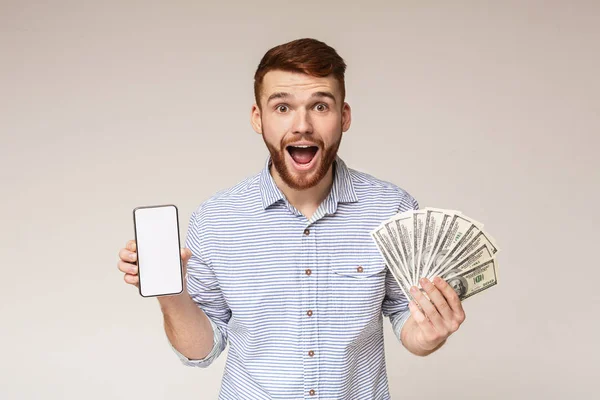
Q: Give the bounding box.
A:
[158,290,191,313]
[416,337,446,354]
[402,317,446,356]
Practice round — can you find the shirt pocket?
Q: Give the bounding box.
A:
[329,259,388,320]
[331,261,387,278]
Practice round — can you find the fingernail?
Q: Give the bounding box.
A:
[410,286,418,294]
[433,276,442,284]
[130,253,136,260]
[420,278,428,286]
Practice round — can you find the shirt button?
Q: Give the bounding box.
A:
[303,228,310,236]
[309,389,316,396]
[357,265,364,273]
[305,269,312,276]
[308,350,315,357]
[307,310,313,317]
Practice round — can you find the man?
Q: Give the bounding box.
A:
[117,38,465,399]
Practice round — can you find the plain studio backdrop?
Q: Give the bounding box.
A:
[1,1,598,399]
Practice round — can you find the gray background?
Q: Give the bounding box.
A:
[1,0,598,399]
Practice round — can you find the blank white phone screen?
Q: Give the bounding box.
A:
[134,205,183,297]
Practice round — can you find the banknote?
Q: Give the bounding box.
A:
[372,208,499,302]
[418,208,457,286]
[390,213,415,284]
[412,211,427,286]
[443,258,499,301]
[437,230,499,278]
[440,244,494,278]
[383,219,412,280]
[371,229,414,300]
[427,214,483,279]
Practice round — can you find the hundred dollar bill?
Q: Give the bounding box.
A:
[372,211,414,284]
[431,219,482,274]
[428,214,483,280]
[412,210,427,286]
[419,208,459,286]
[443,258,499,301]
[392,212,416,285]
[371,207,500,303]
[422,212,457,280]
[371,230,414,301]
[371,228,402,273]
[383,218,412,281]
[440,244,494,278]
[437,230,499,277]
[371,225,409,279]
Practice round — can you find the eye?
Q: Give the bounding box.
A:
[276,104,289,113]
[314,103,328,112]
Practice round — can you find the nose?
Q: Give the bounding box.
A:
[291,108,313,135]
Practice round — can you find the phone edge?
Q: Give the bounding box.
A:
[133,204,184,298]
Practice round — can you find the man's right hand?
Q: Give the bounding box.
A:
[117,239,192,289]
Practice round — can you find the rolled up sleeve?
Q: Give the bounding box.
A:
[169,316,224,367]
[382,268,412,343]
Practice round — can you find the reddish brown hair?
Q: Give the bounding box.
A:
[253,38,347,109]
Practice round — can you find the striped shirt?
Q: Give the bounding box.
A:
[170,156,419,399]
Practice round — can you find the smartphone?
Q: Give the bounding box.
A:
[133,204,184,297]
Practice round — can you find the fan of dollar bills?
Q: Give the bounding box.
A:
[370,208,499,302]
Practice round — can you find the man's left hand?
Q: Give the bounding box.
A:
[406,276,466,353]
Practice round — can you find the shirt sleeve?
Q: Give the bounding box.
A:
[169,316,224,367]
[382,269,412,343]
[168,210,231,368]
[382,189,419,343]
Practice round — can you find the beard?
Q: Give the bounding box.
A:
[262,129,342,191]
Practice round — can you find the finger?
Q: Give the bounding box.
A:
[182,248,194,271]
[420,277,454,323]
[119,248,137,263]
[408,301,437,337]
[434,276,465,322]
[181,248,192,261]
[118,260,138,275]
[124,273,139,286]
[126,240,137,252]
[410,285,446,333]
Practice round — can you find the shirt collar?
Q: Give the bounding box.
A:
[259,155,359,211]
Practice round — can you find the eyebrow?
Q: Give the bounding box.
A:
[266,91,337,104]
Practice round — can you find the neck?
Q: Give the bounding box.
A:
[270,162,335,220]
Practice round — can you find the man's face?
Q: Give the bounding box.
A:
[251,70,351,190]
[450,279,466,296]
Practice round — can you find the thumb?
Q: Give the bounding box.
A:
[181,248,192,265]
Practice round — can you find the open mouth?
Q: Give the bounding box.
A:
[286,144,319,167]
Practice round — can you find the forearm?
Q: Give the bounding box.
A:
[158,293,215,360]
[400,316,446,357]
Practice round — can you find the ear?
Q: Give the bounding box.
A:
[341,102,352,133]
[250,103,263,134]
